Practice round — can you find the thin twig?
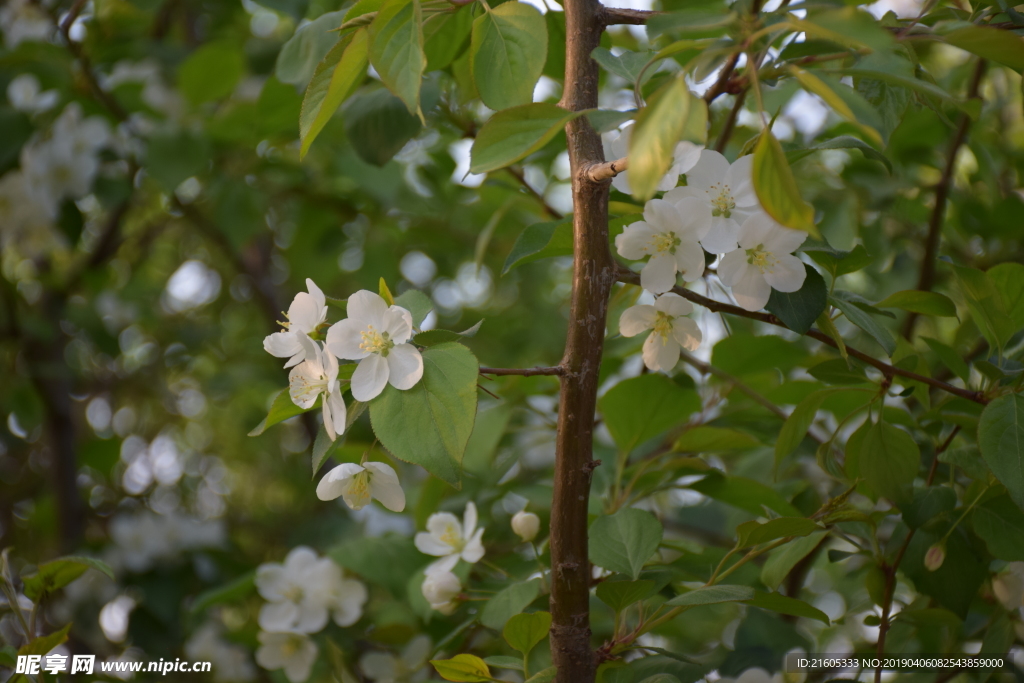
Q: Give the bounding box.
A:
[504,167,564,220]
[598,6,662,25]
[714,89,748,153]
[584,157,628,182]
[704,52,742,104]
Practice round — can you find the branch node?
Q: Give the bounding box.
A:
[583,157,628,183]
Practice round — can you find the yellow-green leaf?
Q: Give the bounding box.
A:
[470,103,584,174]
[788,66,882,146]
[752,130,817,236]
[471,2,547,111]
[875,290,957,317]
[300,29,369,159]
[368,0,425,117]
[431,654,493,682]
[628,74,691,200]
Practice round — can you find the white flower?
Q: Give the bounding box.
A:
[52,102,110,157]
[359,635,431,683]
[0,0,52,48]
[664,149,760,254]
[0,171,57,249]
[288,336,346,441]
[619,293,702,372]
[718,212,807,312]
[256,547,362,633]
[264,279,328,367]
[185,622,257,683]
[414,502,485,574]
[420,571,462,615]
[7,74,58,113]
[325,290,423,402]
[615,198,711,294]
[993,563,1024,610]
[255,631,317,683]
[603,124,702,195]
[511,511,540,542]
[316,461,406,512]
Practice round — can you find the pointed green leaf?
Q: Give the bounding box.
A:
[979,393,1024,512]
[666,584,754,607]
[471,1,547,110]
[368,0,425,116]
[503,610,551,657]
[470,103,583,174]
[249,389,314,437]
[300,29,369,159]
[752,130,817,235]
[875,290,957,317]
[736,517,821,548]
[589,508,664,579]
[431,654,492,682]
[628,74,691,200]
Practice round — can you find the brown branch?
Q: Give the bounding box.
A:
[616,266,987,404]
[704,52,742,104]
[598,6,662,25]
[902,58,986,338]
[583,157,627,182]
[480,366,565,376]
[714,89,748,153]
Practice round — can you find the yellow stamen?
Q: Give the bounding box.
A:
[652,311,675,344]
[651,232,681,255]
[709,183,735,218]
[745,243,778,273]
[359,325,395,357]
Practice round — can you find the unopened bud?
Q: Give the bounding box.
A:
[924,542,945,572]
[511,511,540,542]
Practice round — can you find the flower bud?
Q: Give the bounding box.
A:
[511,511,540,542]
[421,571,461,615]
[924,542,945,572]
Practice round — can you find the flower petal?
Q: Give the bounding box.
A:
[325,319,370,360]
[717,249,749,287]
[323,390,346,441]
[415,531,455,557]
[729,264,772,311]
[726,153,757,207]
[331,578,368,627]
[384,305,414,343]
[673,141,703,175]
[346,290,388,328]
[619,304,657,337]
[316,463,364,501]
[360,653,399,681]
[654,292,693,317]
[365,461,406,512]
[700,216,741,254]
[351,354,390,402]
[764,253,806,292]
[283,637,317,683]
[386,344,423,391]
[672,197,712,241]
[255,564,288,601]
[305,278,326,312]
[258,600,299,632]
[672,317,703,351]
[288,292,323,334]
[463,501,478,539]
[425,554,461,575]
[294,601,329,634]
[685,149,730,191]
[264,331,302,361]
[641,253,678,294]
[461,528,485,564]
[674,239,707,282]
[642,331,681,372]
[615,223,657,260]
[643,198,681,233]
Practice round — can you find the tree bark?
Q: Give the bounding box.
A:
[550,0,613,679]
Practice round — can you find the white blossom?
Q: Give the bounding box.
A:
[263,279,328,367]
[185,622,257,683]
[316,461,406,512]
[0,171,57,252]
[420,570,461,615]
[287,336,347,440]
[325,290,423,402]
[511,511,540,542]
[664,149,760,254]
[603,124,702,196]
[7,74,58,113]
[358,635,431,683]
[255,631,317,683]
[0,0,52,48]
[615,198,711,294]
[255,546,366,633]
[414,501,485,574]
[619,293,702,373]
[718,212,807,312]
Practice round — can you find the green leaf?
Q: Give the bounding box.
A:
[525,668,557,683]
[484,656,524,671]
[18,624,71,657]
[431,654,492,682]
[599,375,700,453]
[369,342,478,486]
[178,41,245,106]
[250,389,313,437]
[972,494,1024,561]
[471,1,547,111]
[788,66,882,145]
[596,579,657,612]
[903,486,956,528]
[424,5,473,71]
[592,47,658,86]
[188,571,256,615]
[502,219,573,273]
[368,0,425,117]
[978,393,1024,512]
[736,517,820,549]
[344,88,423,166]
[300,29,369,159]
[587,109,637,133]
[829,292,896,356]
[875,290,957,317]
[673,426,760,452]
[805,243,872,279]
[689,473,801,517]
[951,264,1015,353]
[790,8,893,52]
[394,289,433,327]
[766,264,827,334]
[589,508,664,579]
[628,74,691,200]
[938,446,989,480]
[943,25,1024,73]
[480,579,541,630]
[415,321,483,347]
[922,338,971,385]
[987,262,1024,330]
[807,359,869,386]
[834,67,959,110]
[803,136,891,173]
[761,530,828,590]
[752,130,817,235]
[470,103,582,175]
[775,388,851,469]
[22,557,115,601]
[311,400,364,476]
[665,584,754,607]
[858,420,920,503]
[502,610,551,657]
[276,11,346,87]
[746,591,830,624]
[711,334,808,376]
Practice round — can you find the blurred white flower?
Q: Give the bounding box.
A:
[603,123,702,196]
[615,198,710,293]
[665,149,760,254]
[264,279,328,368]
[6,74,58,113]
[185,622,257,682]
[359,635,431,683]
[107,511,225,573]
[325,290,423,402]
[511,511,540,542]
[619,292,702,372]
[317,461,406,512]
[415,501,485,574]
[993,563,1024,610]
[718,212,807,311]
[420,571,461,615]
[0,171,58,252]
[255,631,317,683]
[0,0,52,48]
[287,336,346,441]
[256,546,365,633]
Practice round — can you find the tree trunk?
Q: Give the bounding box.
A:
[549,0,612,679]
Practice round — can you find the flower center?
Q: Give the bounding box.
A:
[651,232,681,255]
[349,471,371,501]
[282,585,304,603]
[652,311,675,343]
[281,635,303,656]
[708,183,735,218]
[745,244,778,273]
[291,372,328,403]
[359,325,395,357]
[439,523,463,551]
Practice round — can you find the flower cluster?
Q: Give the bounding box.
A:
[253,547,367,683]
[414,502,486,614]
[614,146,810,372]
